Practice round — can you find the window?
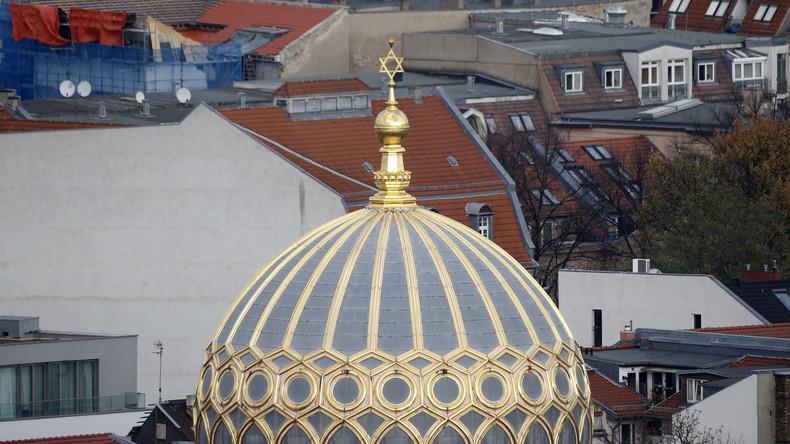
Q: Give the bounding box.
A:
[0,360,97,419]
[484,114,498,134]
[668,0,692,13]
[564,71,583,93]
[697,62,715,83]
[531,189,561,205]
[292,99,306,113]
[705,0,730,16]
[338,96,352,110]
[353,95,368,109]
[604,68,622,89]
[602,164,643,200]
[754,4,779,22]
[551,148,576,163]
[582,144,613,160]
[307,98,321,112]
[687,378,704,403]
[323,97,337,111]
[693,313,702,329]
[446,156,458,167]
[734,60,765,89]
[668,59,686,99]
[477,216,492,239]
[362,162,374,173]
[510,112,535,132]
[641,61,660,101]
[778,53,787,94]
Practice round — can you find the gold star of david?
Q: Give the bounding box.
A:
[379,37,404,83]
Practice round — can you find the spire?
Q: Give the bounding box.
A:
[368,37,416,209]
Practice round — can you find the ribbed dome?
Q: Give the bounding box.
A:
[195,207,592,444]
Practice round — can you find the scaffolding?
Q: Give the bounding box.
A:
[0,3,242,100]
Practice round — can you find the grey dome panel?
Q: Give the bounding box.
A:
[377,223,413,356]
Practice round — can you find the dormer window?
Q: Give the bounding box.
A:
[339,96,352,110]
[293,100,307,113]
[323,97,337,111]
[466,203,494,240]
[696,61,716,83]
[668,59,686,99]
[668,0,692,13]
[307,99,321,112]
[641,61,660,102]
[509,112,535,132]
[754,4,779,22]
[705,0,730,17]
[564,71,583,93]
[353,95,368,109]
[604,68,622,89]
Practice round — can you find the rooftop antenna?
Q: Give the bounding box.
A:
[59,80,75,98]
[77,81,92,98]
[153,340,163,403]
[135,91,145,104]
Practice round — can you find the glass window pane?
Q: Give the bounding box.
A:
[0,367,17,419]
[247,373,268,402]
[558,419,576,444]
[293,100,306,113]
[524,423,549,444]
[434,427,464,444]
[329,427,361,444]
[433,377,460,404]
[522,372,543,400]
[243,425,267,444]
[482,424,511,444]
[60,362,75,414]
[481,376,505,403]
[78,361,94,413]
[383,377,410,405]
[282,426,311,444]
[333,378,359,405]
[353,96,368,108]
[339,97,352,110]
[308,99,321,112]
[214,421,233,444]
[33,364,44,416]
[381,427,412,444]
[287,377,312,404]
[745,63,753,78]
[323,98,337,111]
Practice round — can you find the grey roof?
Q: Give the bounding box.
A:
[724,279,790,323]
[554,101,739,131]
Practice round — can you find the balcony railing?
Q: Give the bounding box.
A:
[641,85,660,103]
[668,84,686,100]
[0,393,145,420]
[735,78,765,90]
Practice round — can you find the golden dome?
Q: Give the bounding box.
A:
[194,40,592,444]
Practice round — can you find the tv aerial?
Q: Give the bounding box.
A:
[176,87,191,104]
[135,91,145,103]
[59,80,75,98]
[77,81,92,98]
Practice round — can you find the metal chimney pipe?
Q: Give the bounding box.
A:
[239,92,247,108]
[466,75,476,92]
[97,102,106,119]
[496,18,504,34]
[141,100,150,116]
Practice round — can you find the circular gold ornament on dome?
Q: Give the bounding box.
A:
[330,372,364,408]
[553,367,571,399]
[429,373,463,408]
[243,371,270,405]
[477,371,507,407]
[520,370,545,404]
[218,368,237,403]
[200,367,213,399]
[284,374,315,407]
[379,375,413,409]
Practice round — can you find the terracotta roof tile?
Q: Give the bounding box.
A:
[219,95,532,263]
[539,55,641,115]
[691,50,739,102]
[273,78,372,96]
[729,355,790,368]
[466,99,550,142]
[737,1,790,36]
[651,0,734,32]
[0,111,120,133]
[588,369,648,416]
[644,391,683,417]
[0,433,115,444]
[192,1,336,56]
[691,322,790,338]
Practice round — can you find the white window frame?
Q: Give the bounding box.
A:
[705,0,730,16]
[604,68,623,89]
[641,61,660,100]
[564,71,583,93]
[477,215,492,239]
[669,0,692,13]
[484,114,498,134]
[668,59,686,99]
[734,59,765,89]
[697,62,716,83]
[686,378,704,403]
[754,4,779,22]
[510,112,536,132]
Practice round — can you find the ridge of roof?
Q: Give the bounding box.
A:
[588,368,647,416]
[690,322,790,339]
[273,77,372,96]
[0,433,114,444]
[728,354,790,368]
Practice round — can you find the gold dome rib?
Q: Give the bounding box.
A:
[366,213,393,351]
[394,212,424,352]
[321,210,386,352]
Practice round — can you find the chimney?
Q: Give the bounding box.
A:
[604,7,627,24]
[238,92,246,108]
[561,14,569,30]
[97,102,107,119]
[668,13,676,29]
[742,261,781,281]
[496,18,504,34]
[141,100,150,116]
[466,75,476,92]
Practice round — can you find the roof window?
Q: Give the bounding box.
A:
[510,112,535,132]
[362,162,374,172]
[705,0,730,17]
[582,145,613,160]
[446,156,459,167]
[668,0,692,13]
[753,4,779,22]
[551,148,576,163]
[531,189,561,205]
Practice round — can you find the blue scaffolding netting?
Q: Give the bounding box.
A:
[0,3,242,100]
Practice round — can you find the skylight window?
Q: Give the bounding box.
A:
[552,148,576,163]
[582,145,613,160]
[705,0,730,17]
[446,156,459,167]
[362,162,374,172]
[668,0,692,13]
[510,112,536,132]
[754,4,779,22]
[531,189,561,205]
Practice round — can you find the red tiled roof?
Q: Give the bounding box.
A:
[466,98,550,142]
[691,322,790,338]
[737,1,790,36]
[588,369,647,416]
[273,78,372,96]
[0,109,119,133]
[690,50,739,102]
[538,54,641,115]
[190,1,336,56]
[644,391,683,417]
[219,95,532,264]
[0,433,115,444]
[591,342,640,351]
[729,355,790,368]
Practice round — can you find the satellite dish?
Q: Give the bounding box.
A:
[59,80,75,98]
[135,91,145,104]
[176,87,191,104]
[77,81,92,98]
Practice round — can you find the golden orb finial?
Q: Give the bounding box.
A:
[369,38,416,209]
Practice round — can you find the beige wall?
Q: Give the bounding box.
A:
[282,9,350,78]
[557,125,705,157]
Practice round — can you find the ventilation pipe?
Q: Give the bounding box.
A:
[141,100,150,116]
[496,18,504,34]
[97,102,106,119]
[408,85,422,98]
[562,14,569,29]
[668,13,676,29]
[238,92,247,108]
[466,75,476,92]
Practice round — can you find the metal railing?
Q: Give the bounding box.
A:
[0,393,145,420]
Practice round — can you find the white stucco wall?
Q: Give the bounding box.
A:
[558,269,765,348]
[0,105,347,402]
[683,372,774,443]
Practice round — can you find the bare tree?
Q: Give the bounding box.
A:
[658,410,742,444]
